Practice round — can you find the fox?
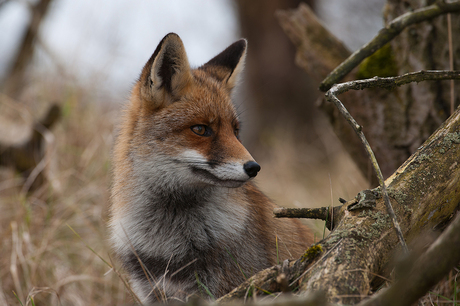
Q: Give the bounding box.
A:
[109,33,314,303]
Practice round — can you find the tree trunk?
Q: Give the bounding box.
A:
[277,3,460,185]
[234,0,318,156]
[383,0,460,154]
[2,0,54,97]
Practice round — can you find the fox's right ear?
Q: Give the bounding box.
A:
[139,33,193,110]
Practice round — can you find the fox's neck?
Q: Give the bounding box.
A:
[139,183,216,212]
[117,178,249,251]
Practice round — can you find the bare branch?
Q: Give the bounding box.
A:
[331,70,460,94]
[273,206,343,231]
[319,1,460,91]
[276,3,350,82]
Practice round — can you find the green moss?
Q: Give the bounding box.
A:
[439,132,460,154]
[301,244,323,262]
[356,43,398,79]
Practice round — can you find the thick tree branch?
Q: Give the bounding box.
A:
[325,70,460,253]
[319,1,460,91]
[276,4,350,82]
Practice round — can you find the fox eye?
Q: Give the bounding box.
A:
[191,125,212,137]
[234,128,240,139]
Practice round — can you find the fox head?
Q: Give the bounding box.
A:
[126,33,260,189]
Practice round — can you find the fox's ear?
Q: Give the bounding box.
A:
[139,33,193,109]
[201,39,247,91]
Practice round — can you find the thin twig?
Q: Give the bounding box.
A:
[447,13,455,114]
[319,1,460,91]
[10,222,24,302]
[327,87,409,250]
[330,70,460,94]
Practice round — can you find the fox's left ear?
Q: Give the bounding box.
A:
[201,39,247,91]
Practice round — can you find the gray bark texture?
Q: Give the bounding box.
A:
[383,0,460,158]
[277,2,460,185]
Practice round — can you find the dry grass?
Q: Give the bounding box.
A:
[0,82,130,305]
[1,79,458,305]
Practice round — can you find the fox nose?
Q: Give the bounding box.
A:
[243,161,261,178]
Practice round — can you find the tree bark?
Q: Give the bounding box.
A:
[219,104,460,304]
[383,0,460,154]
[277,3,460,185]
[234,0,319,155]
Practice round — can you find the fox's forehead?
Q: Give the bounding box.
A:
[179,69,239,122]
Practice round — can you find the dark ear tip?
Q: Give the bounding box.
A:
[236,38,248,48]
[232,39,247,53]
[164,32,180,40]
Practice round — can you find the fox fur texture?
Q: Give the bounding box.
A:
[109,33,314,303]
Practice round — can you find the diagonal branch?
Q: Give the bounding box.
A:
[325,70,460,254]
[319,1,460,91]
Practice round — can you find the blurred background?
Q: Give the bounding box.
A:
[0,0,386,304]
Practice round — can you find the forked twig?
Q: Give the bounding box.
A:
[325,70,460,254]
[319,1,460,91]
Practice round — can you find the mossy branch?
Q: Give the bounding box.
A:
[319,1,460,91]
[325,70,460,253]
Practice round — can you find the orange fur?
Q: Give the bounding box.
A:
[109,33,314,303]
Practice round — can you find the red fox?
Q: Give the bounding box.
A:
[109,33,314,303]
